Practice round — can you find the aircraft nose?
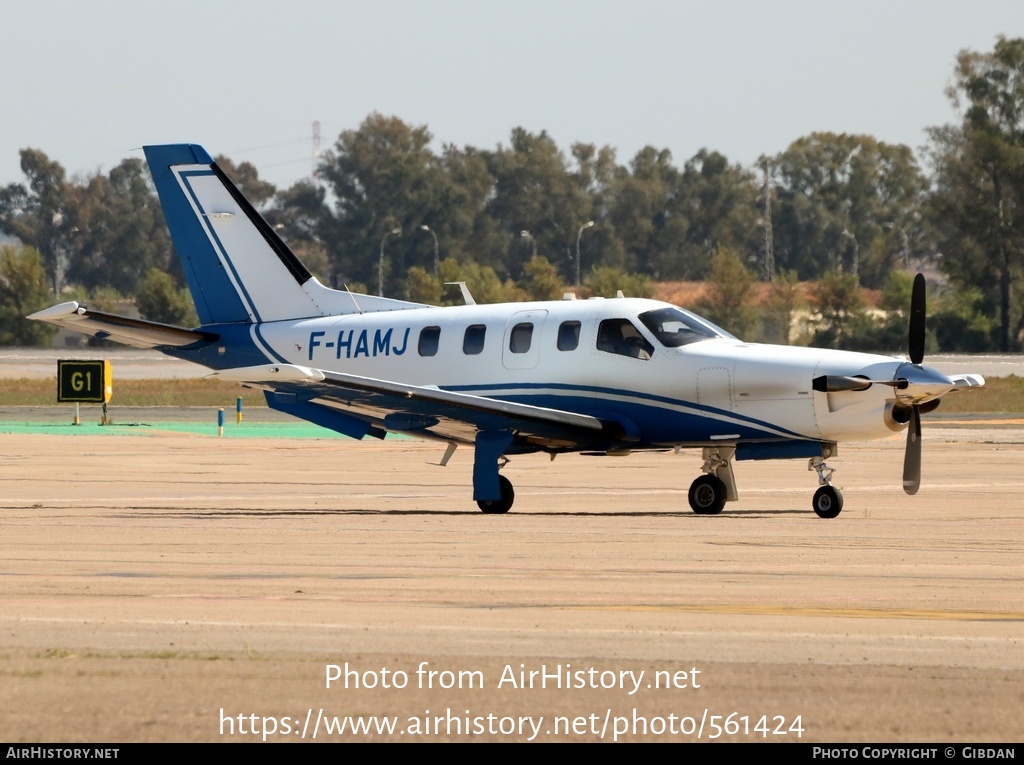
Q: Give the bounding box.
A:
[893,362,955,405]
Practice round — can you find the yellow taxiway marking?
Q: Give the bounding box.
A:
[569,604,1024,621]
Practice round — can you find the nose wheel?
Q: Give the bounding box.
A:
[812,484,843,518]
[809,449,843,518]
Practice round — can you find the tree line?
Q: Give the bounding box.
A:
[2,37,1023,351]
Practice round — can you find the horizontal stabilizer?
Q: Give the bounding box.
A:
[27,302,217,349]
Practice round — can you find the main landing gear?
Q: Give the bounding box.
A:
[477,474,515,514]
[688,474,727,515]
[472,430,515,514]
[687,446,738,515]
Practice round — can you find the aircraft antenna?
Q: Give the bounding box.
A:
[445,281,476,305]
[343,284,365,314]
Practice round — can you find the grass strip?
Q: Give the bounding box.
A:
[2,375,1020,412]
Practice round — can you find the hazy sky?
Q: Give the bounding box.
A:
[3,0,1023,190]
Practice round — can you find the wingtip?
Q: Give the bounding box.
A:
[211,364,326,383]
[950,374,986,389]
[26,301,83,322]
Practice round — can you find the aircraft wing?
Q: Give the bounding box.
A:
[28,302,217,349]
[212,364,614,450]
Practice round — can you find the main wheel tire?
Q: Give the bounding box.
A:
[812,485,843,518]
[477,475,515,514]
[688,474,727,515]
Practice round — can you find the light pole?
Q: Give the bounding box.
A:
[419,225,439,275]
[759,156,775,282]
[841,144,862,181]
[378,227,401,297]
[575,220,594,288]
[49,211,79,296]
[884,223,911,269]
[839,145,861,280]
[520,230,537,259]
[841,228,859,280]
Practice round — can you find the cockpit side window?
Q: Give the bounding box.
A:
[596,318,654,360]
[638,307,723,347]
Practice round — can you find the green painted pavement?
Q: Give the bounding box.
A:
[0,419,408,440]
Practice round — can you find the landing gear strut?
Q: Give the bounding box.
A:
[687,446,737,515]
[473,430,514,513]
[809,444,843,518]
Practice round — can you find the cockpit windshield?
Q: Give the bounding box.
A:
[638,306,735,347]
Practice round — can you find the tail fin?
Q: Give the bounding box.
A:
[143,144,423,326]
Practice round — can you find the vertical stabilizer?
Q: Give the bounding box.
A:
[143,144,424,326]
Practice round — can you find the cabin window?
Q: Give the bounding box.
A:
[418,326,441,356]
[463,324,486,355]
[596,318,654,360]
[557,321,581,351]
[509,322,533,354]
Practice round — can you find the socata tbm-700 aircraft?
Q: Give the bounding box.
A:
[30,144,986,518]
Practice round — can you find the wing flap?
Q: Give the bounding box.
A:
[213,363,609,448]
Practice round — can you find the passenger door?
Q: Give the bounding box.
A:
[502,310,548,370]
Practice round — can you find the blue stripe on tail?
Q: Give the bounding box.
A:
[143,144,250,326]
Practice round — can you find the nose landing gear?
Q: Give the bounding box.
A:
[809,446,843,518]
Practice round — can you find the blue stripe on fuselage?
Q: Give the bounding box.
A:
[252,323,289,364]
[444,381,809,441]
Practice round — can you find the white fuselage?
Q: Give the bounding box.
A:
[254,296,908,447]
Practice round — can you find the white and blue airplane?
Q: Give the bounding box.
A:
[29,144,986,517]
